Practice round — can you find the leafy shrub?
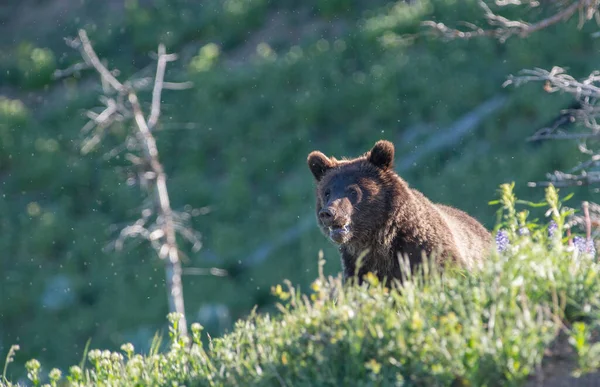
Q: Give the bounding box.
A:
[0,97,29,169]
[4,184,600,386]
[1,43,56,89]
[189,44,221,73]
[122,0,269,52]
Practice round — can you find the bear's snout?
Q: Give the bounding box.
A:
[319,206,349,228]
[319,206,351,244]
[318,208,335,225]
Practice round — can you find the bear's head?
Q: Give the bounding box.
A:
[307,140,397,245]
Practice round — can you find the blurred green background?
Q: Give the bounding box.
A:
[1,0,598,376]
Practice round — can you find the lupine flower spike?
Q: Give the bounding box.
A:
[548,221,557,238]
[495,230,509,252]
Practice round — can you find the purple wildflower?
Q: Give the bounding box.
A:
[573,236,585,253]
[518,227,529,236]
[548,221,558,238]
[587,240,597,256]
[573,236,597,256]
[495,230,509,252]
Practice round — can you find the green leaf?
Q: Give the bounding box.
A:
[516,200,547,208]
[563,192,575,202]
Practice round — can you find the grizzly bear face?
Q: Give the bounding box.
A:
[307,141,396,246]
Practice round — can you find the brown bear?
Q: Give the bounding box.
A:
[307,140,492,284]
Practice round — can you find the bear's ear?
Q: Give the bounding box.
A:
[307,151,334,181]
[368,140,395,170]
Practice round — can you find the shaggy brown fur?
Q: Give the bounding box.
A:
[307,140,492,284]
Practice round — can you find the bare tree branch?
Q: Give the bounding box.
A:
[568,153,600,172]
[504,67,600,97]
[527,131,599,141]
[528,170,600,187]
[163,81,194,90]
[567,201,600,239]
[80,99,120,154]
[148,44,176,130]
[424,0,600,238]
[52,61,92,80]
[583,201,592,240]
[423,0,599,43]
[77,30,126,92]
[126,90,188,332]
[501,65,600,188]
[183,267,228,276]
[64,29,218,337]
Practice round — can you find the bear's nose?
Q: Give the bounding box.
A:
[319,208,335,223]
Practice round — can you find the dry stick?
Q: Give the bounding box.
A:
[148,44,178,130]
[583,201,592,242]
[506,67,600,97]
[78,30,125,92]
[527,132,600,141]
[77,29,188,336]
[129,92,188,337]
[567,228,574,246]
[80,101,119,155]
[528,175,600,187]
[569,154,600,173]
[511,0,583,36]
[506,66,600,187]
[423,0,590,41]
[163,81,194,90]
[52,61,92,80]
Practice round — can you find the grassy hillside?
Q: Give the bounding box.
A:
[4,185,600,386]
[1,0,599,375]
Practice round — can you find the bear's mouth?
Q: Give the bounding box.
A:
[328,224,350,244]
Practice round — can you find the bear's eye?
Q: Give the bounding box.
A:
[348,185,362,202]
[324,189,331,200]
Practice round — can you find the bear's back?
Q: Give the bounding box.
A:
[433,203,491,268]
[407,188,492,269]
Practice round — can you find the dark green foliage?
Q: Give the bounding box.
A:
[0,43,57,89]
[1,0,600,378]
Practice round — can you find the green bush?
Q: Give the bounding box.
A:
[122,0,269,52]
[0,43,56,89]
[4,184,600,386]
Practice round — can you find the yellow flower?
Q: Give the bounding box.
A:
[365,359,382,375]
[364,272,379,287]
[411,312,424,331]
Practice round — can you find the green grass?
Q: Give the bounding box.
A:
[2,0,600,376]
[4,184,600,386]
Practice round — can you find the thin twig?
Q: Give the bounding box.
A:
[423,0,597,42]
[163,81,194,90]
[504,67,600,97]
[527,132,600,141]
[514,1,582,36]
[583,201,592,240]
[148,44,178,130]
[528,170,600,187]
[53,61,92,80]
[77,30,126,92]
[183,267,228,276]
[502,65,600,188]
[569,154,600,173]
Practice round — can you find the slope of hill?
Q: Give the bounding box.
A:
[1,0,599,375]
